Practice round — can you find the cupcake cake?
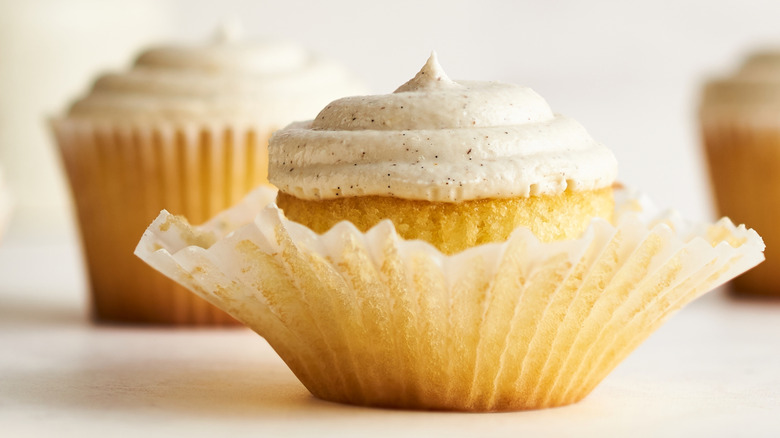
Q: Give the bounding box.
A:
[701,51,780,296]
[52,28,365,324]
[136,54,764,410]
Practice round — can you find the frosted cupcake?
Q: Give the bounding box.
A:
[273,53,616,253]
[137,54,764,410]
[700,51,780,296]
[52,28,366,325]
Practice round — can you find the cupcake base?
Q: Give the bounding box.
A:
[54,119,274,325]
[135,186,763,410]
[277,187,614,254]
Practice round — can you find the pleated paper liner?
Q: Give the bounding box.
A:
[701,110,780,295]
[52,118,275,325]
[135,186,764,411]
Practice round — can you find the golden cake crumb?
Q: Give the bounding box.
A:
[278,187,614,253]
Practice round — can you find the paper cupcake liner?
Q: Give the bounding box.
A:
[135,186,763,411]
[52,118,275,325]
[701,111,780,295]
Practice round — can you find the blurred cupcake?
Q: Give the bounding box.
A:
[52,27,366,325]
[137,54,764,410]
[700,51,780,296]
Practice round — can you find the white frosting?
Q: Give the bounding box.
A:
[66,32,366,125]
[269,53,617,202]
[702,51,780,108]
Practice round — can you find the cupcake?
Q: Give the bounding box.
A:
[700,51,780,296]
[52,28,366,325]
[273,53,617,253]
[137,54,764,410]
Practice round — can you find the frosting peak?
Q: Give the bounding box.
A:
[213,20,244,45]
[394,52,461,93]
[270,55,617,202]
[311,55,553,132]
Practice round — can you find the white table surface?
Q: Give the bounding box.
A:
[1,236,779,438]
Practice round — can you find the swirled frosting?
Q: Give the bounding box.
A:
[702,50,780,109]
[66,28,366,125]
[269,53,617,202]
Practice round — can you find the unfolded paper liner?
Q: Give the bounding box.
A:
[135,185,764,411]
[52,118,275,324]
[701,109,780,295]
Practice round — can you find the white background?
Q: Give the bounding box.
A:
[4,0,780,238]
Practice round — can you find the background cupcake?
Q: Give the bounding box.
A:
[52,27,366,325]
[700,51,780,296]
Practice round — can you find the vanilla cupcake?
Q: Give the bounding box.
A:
[137,54,764,410]
[701,51,780,296]
[272,53,616,253]
[52,28,366,325]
